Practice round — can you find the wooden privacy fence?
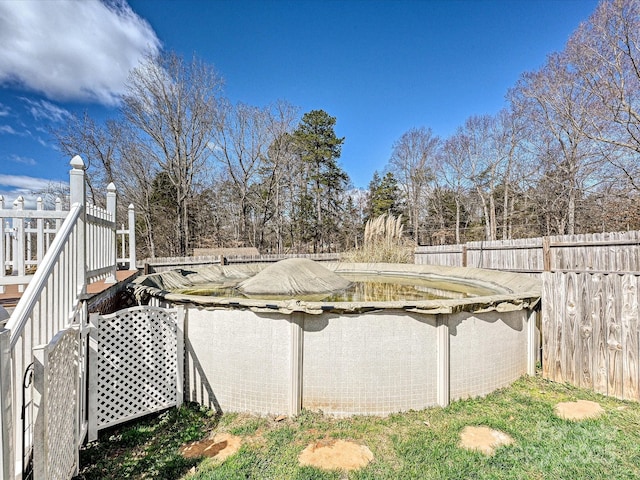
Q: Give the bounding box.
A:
[142,252,342,274]
[415,230,640,274]
[542,272,639,401]
[416,231,640,402]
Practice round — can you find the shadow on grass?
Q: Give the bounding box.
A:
[73,403,221,480]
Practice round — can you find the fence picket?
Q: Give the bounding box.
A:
[578,274,593,390]
[564,272,578,385]
[541,272,553,379]
[554,272,566,382]
[605,275,621,397]
[621,275,639,400]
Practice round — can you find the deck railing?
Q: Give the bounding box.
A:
[0,173,136,295]
[0,197,67,294]
[0,156,136,479]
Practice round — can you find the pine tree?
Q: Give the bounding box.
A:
[366,171,402,221]
[292,110,348,252]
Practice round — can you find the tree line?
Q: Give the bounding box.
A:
[379,0,640,245]
[56,0,640,257]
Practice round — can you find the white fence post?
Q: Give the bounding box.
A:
[128,204,136,270]
[105,184,117,284]
[69,156,86,297]
[55,197,62,231]
[176,306,184,408]
[87,313,98,443]
[289,312,303,417]
[13,197,25,293]
[0,329,14,480]
[36,198,44,265]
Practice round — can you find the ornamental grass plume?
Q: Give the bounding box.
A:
[343,213,415,263]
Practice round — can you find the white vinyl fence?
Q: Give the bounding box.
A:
[33,326,82,480]
[0,156,136,480]
[88,306,183,441]
[0,181,137,295]
[0,197,66,294]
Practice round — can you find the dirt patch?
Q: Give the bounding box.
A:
[298,438,374,471]
[554,400,604,421]
[180,433,242,461]
[459,426,514,455]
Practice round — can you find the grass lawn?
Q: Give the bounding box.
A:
[74,375,640,479]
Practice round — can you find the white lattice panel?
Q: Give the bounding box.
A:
[97,306,178,429]
[34,327,79,480]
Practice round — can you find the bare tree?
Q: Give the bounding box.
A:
[492,108,528,240]
[567,0,640,155]
[54,113,123,204]
[457,115,503,240]
[388,127,440,243]
[122,52,222,256]
[438,132,473,244]
[255,101,299,252]
[210,100,299,249]
[510,53,603,235]
[211,101,271,245]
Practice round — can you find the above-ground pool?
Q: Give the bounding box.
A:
[132,261,541,416]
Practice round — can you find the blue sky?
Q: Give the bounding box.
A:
[0,0,599,204]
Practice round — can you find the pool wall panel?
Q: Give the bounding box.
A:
[181,306,533,416]
[302,311,438,415]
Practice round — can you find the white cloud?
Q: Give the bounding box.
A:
[0,104,9,117]
[0,174,54,191]
[10,155,37,166]
[0,175,67,208]
[21,98,72,123]
[0,0,161,105]
[0,125,17,134]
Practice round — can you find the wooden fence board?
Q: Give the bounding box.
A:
[415,230,640,276]
[621,275,639,400]
[564,272,578,385]
[606,275,623,397]
[592,274,608,396]
[541,272,554,379]
[554,272,566,383]
[578,273,592,390]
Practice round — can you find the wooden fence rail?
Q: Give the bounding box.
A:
[142,252,342,274]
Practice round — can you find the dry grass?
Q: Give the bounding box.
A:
[342,214,415,264]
